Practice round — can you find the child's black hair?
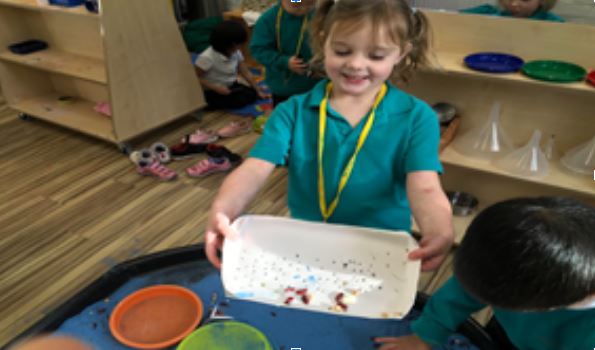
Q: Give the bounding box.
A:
[454,197,595,310]
[210,20,248,55]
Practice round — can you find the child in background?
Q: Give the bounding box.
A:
[461,0,564,22]
[376,197,595,350]
[249,0,320,106]
[205,0,454,271]
[196,20,267,110]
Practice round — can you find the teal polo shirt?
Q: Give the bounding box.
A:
[460,4,564,22]
[249,79,442,231]
[412,277,595,349]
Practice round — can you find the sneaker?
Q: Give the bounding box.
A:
[186,157,232,178]
[136,160,177,181]
[206,144,242,164]
[170,135,209,160]
[150,142,171,163]
[129,149,154,165]
[185,129,219,144]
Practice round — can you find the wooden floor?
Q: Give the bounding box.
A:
[0,105,294,346]
[0,102,460,346]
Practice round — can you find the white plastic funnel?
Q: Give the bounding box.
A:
[453,101,513,159]
[561,136,595,175]
[494,130,549,178]
[221,215,420,319]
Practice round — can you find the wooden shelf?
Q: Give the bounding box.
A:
[440,146,595,198]
[427,52,595,95]
[0,49,106,83]
[0,0,97,17]
[13,93,115,142]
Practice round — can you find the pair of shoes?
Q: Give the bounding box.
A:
[186,157,232,178]
[206,144,242,164]
[170,135,210,160]
[129,150,177,181]
[217,120,252,138]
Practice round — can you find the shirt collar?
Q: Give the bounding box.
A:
[306,79,414,117]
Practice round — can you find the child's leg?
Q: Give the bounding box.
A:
[204,89,230,110]
[226,82,259,109]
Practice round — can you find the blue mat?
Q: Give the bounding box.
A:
[56,261,480,350]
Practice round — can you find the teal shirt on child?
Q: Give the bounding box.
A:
[460,4,564,22]
[249,79,442,231]
[412,277,595,349]
[249,2,319,97]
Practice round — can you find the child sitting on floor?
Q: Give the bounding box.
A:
[196,20,267,110]
[375,197,595,350]
[461,0,564,22]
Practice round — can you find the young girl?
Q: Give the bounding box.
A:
[461,0,564,22]
[249,0,320,106]
[205,0,454,271]
[196,20,267,110]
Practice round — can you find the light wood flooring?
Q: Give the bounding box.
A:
[0,106,294,346]
[0,104,458,347]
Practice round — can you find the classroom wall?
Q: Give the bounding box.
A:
[411,0,595,25]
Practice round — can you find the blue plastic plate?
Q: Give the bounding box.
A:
[464,52,524,73]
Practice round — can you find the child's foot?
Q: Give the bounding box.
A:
[186,157,232,178]
[217,120,252,138]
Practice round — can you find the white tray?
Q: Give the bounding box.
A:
[221,215,420,319]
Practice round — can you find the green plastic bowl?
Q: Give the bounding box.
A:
[177,321,273,350]
[522,60,586,83]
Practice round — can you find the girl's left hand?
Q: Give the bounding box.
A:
[374,335,432,350]
[408,230,453,271]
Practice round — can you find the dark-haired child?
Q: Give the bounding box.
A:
[376,197,595,350]
[196,20,267,109]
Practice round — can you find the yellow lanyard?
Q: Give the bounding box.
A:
[276,6,308,57]
[318,82,388,221]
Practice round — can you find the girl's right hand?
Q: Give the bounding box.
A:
[288,56,308,75]
[205,212,238,269]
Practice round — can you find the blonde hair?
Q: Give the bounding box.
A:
[498,0,559,12]
[310,0,432,82]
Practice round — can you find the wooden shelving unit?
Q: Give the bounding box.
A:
[0,0,205,151]
[406,11,595,243]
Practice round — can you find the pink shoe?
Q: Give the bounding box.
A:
[182,129,219,144]
[137,160,177,181]
[217,120,252,138]
[186,157,232,178]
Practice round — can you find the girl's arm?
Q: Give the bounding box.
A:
[205,158,276,268]
[196,67,230,95]
[238,62,267,98]
[406,171,454,271]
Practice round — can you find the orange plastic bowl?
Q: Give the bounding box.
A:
[109,285,203,349]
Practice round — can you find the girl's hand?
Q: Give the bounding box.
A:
[374,335,432,350]
[205,212,238,269]
[288,56,308,75]
[408,230,453,271]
